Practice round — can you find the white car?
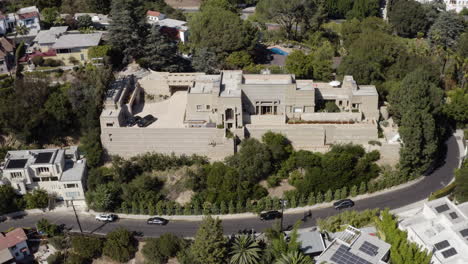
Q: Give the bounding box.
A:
[95,214,117,222]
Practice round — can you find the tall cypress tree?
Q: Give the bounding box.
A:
[109,0,147,64]
[190,216,227,264]
[140,26,186,72]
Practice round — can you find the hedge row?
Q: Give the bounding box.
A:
[428,182,457,201]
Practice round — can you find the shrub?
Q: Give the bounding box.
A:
[103,228,137,263]
[65,253,89,264]
[48,236,66,250]
[37,218,61,237]
[368,140,382,146]
[307,192,316,205]
[24,189,49,209]
[267,175,281,187]
[334,189,341,201]
[68,56,79,65]
[88,45,111,59]
[429,182,457,201]
[143,233,184,264]
[324,189,333,202]
[31,56,44,66]
[317,209,380,232]
[71,235,103,259]
[47,252,64,264]
[350,185,358,197]
[43,58,63,67]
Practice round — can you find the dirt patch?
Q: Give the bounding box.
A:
[133,241,146,264]
[92,256,122,264]
[154,165,198,203]
[175,190,194,205]
[165,0,201,8]
[261,179,296,198]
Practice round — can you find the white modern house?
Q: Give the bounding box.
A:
[317,226,391,264]
[0,228,30,263]
[146,10,188,43]
[398,197,468,264]
[417,0,468,12]
[0,6,41,36]
[0,147,86,205]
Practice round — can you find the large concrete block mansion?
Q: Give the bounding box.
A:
[100,70,383,160]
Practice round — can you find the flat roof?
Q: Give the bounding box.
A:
[60,159,86,182]
[52,32,102,49]
[33,26,68,44]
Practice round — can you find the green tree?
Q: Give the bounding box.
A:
[188,5,258,58]
[262,131,293,165]
[285,50,313,79]
[36,218,61,237]
[226,51,253,70]
[143,233,184,264]
[310,41,334,81]
[388,0,431,38]
[85,183,121,211]
[77,15,93,29]
[350,185,358,197]
[444,87,468,126]
[71,235,103,259]
[103,228,137,263]
[108,0,147,64]
[0,185,24,214]
[333,189,341,201]
[389,68,444,175]
[428,11,466,51]
[324,189,333,202]
[192,48,220,74]
[275,251,313,264]
[229,235,262,264]
[41,7,60,29]
[140,26,186,72]
[190,216,227,264]
[86,0,112,14]
[79,129,102,168]
[359,182,367,194]
[24,189,49,209]
[455,162,468,203]
[346,0,380,19]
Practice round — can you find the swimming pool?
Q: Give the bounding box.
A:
[270,47,289,56]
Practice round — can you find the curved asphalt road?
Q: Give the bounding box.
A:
[0,136,460,237]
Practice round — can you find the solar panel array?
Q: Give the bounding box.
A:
[34,152,53,164]
[460,228,468,237]
[5,159,28,169]
[435,204,450,213]
[330,245,372,264]
[441,248,457,258]
[449,212,458,219]
[434,240,450,250]
[358,241,379,256]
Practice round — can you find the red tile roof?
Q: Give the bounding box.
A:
[0,228,28,251]
[18,11,39,20]
[147,10,161,17]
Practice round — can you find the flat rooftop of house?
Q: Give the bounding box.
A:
[33,26,68,44]
[60,159,86,182]
[428,197,468,225]
[317,226,390,264]
[4,149,63,169]
[17,6,39,14]
[243,74,293,84]
[285,229,326,255]
[190,75,221,94]
[52,32,102,49]
[158,18,187,28]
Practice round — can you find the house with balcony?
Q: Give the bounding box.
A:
[0,228,31,264]
[0,147,86,205]
[0,6,41,37]
[146,10,188,43]
[0,37,14,74]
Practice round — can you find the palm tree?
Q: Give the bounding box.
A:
[275,251,313,264]
[229,235,262,264]
[15,24,29,36]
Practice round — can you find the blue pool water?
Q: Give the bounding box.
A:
[270,47,289,56]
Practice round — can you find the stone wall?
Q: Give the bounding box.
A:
[101,127,234,160]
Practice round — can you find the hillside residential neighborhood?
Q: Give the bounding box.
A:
[0,0,466,264]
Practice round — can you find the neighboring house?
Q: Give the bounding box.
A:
[32,26,68,52]
[0,228,31,263]
[52,32,102,65]
[240,6,256,20]
[146,10,166,23]
[146,10,188,43]
[398,197,468,264]
[0,147,87,205]
[316,226,391,264]
[0,37,14,74]
[100,71,387,160]
[0,6,41,40]
[74,13,111,29]
[416,0,468,12]
[286,229,326,257]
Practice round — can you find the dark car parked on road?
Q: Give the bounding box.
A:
[260,210,282,221]
[147,217,169,225]
[127,115,142,127]
[333,199,354,210]
[137,114,157,127]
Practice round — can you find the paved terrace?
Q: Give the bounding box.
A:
[134,91,187,128]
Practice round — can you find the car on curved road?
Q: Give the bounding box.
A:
[260,211,282,221]
[147,217,169,225]
[333,199,354,210]
[95,214,118,222]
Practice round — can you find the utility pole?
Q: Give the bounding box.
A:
[280,199,287,232]
[71,199,83,233]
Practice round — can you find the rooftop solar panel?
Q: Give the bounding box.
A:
[434,240,450,251]
[34,152,53,164]
[359,241,379,256]
[5,159,28,169]
[330,245,372,264]
[449,212,458,219]
[460,229,468,237]
[441,248,457,258]
[435,204,450,213]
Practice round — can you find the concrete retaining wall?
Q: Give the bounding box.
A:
[101,127,234,160]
